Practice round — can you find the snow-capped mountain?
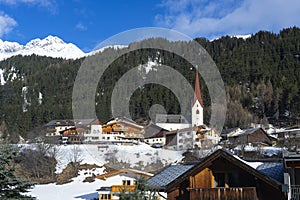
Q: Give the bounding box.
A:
[0,35,86,61]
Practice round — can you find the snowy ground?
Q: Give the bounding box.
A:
[27,143,183,200]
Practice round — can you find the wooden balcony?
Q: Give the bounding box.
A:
[111,185,136,193]
[189,187,258,200]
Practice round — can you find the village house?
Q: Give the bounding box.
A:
[144,123,168,147]
[95,168,153,200]
[59,127,83,144]
[101,117,144,145]
[45,119,75,136]
[147,149,288,200]
[164,125,221,151]
[227,127,273,147]
[164,127,194,151]
[220,127,241,141]
[194,126,221,149]
[45,119,102,144]
[84,119,102,143]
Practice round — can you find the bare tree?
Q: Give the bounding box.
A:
[17,143,58,183]
[67,145,83,166]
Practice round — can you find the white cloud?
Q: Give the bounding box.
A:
[156,0,300,38]
[0,12,17,37]
[0,0,57,13]
[75,22,87,31]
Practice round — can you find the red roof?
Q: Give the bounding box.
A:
[193,72,204,107]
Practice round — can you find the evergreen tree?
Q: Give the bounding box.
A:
[0,144,35,199]
[119,177,157,200]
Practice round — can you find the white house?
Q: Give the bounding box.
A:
[96,168,153,200]
[84,119,102,143]
[164,125,221,151]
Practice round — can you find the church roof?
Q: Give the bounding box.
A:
[193,72,204,107]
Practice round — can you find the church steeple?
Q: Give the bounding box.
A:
[192,72,203,126]
[193,72,203,107]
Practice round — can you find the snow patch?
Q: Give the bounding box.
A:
[27,143,182,199]
[0,68,6,85]
[87,45,127,56]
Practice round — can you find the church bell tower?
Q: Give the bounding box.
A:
[192,72,204,126]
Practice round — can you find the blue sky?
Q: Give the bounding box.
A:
[1,0,300,52]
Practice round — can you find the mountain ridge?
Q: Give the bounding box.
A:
[0,34,253,61]
[0,35,85,61]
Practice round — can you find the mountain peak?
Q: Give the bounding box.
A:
[0,35,86,61]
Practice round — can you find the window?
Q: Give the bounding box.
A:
[196,109,199,114]
[214,173,225,187]
[122,180,131,185]
[99,194,111,200]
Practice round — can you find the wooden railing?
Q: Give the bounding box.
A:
[111,185,136,193]
[291,185,300,200]
[189,187,258,200]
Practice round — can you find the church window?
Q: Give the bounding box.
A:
[196,109,199,114]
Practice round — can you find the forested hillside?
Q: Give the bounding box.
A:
[0,27,300,142]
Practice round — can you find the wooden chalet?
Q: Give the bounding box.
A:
[147,149,287,200]
[95,168,153,200]
[228,127,273,147]
[220,127,241,141]
[59,127,84,144]
[102,117,144,142]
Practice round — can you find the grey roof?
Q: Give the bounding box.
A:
[221,127,240,135]
[45,120,75,127]
[147,164,195,189]
[144,123,169,139]
[256,162,285,183]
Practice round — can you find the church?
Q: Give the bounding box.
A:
[154,72,221,150]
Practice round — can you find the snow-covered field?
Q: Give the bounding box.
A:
[27,143,182,200]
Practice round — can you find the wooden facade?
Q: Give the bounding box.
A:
[162,150,286,200]
[228,128,272,146]
[102,118,144,139]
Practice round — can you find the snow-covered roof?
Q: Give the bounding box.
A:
[229,127,262,137]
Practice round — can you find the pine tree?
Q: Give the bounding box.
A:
[0,144,35,199]
[119,177,157,200]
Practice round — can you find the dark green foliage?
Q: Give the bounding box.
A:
[0,144,35,199]
[1,27,300,140]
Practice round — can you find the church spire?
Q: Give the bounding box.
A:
[192,71,204,127]
[193,72,203,107]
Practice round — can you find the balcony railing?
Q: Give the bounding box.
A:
[111,185,136,193]
[291,185,300,200]
[189,187,258,200]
